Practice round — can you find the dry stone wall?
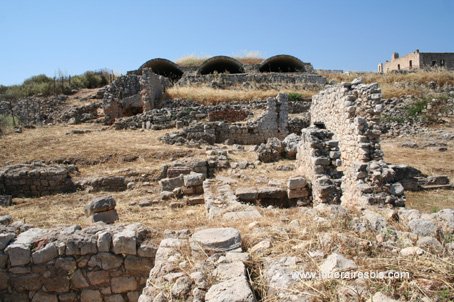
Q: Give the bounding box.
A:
[0,162,76,198]
[296,127,342,205]
[298,80,406,207]
[103,70,169,124]
[139,227,256,302]
[161,94,288,145]
[177,72,326,90]
[0,222,157,302]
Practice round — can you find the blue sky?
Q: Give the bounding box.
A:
[1,0,453,85]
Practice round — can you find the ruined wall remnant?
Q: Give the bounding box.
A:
[296,127,342,205]
[297,80,406,207]
[0,162,76,198]
[160,94,288,145]
[177,72,326,90]
[0,222,157,302]
[139,227,256,302]
[103,69,169,124]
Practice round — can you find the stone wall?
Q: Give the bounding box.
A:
[161,94,288,145]
[296,127,342,205]
[138,227,256,302]
[298,80,406,207]
[0,162,76,198]
[0,222,157,302]
[103,70,169,124]
[176,72,326,90]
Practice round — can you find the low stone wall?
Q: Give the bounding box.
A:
[0,222,157,302]
[0,162,76,198]
[298,80,406,207]
[177,72,326,90]
[161,94,288,145]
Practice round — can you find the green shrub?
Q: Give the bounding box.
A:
[288,92,304,102]
[406,99,428,117]
[0,70,114,99]
[0,114,19,133]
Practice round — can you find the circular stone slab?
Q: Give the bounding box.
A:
[190,227,241,253]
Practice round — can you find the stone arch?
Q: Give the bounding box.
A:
[197,56,245,75]
[259,55,306,73]
[139,58,184,81]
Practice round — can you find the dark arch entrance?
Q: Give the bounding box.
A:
[259,55,306,73]
[139,58,184,81]
[197,56,245,75]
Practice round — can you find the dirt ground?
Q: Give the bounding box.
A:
[1,120,453,230]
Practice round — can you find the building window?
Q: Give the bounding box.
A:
[432,60,437,67]
[397,64,400,70]
[440,59,445,67]
[409,60,412,69]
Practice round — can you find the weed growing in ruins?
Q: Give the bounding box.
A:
[406,99,428,117]
[287,92,305,102]
[0,114,19,133]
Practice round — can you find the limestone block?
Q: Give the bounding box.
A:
[5,244,30,266]
[97,231,112,252]
[183,172,205,187]
[191,228,241,254]
[159,175,184,192]
[84,196,116,216]
[205,276,256,302]
[0,233,15,250]
[113,228,137,255]
[32,242,58,264]
[92,209,119,224]
[111,276,138,293]
[81,289,103,302]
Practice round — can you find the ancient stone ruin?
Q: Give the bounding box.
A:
[102,54,325,125]
[0,162,76,198]
[161,93,288,145]
[297,81,406,207]
[0,221,156,302]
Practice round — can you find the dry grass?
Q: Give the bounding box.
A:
[1,121,453,300]
[240,209,453,301]
[176,55,264,67]
[323,70,454,99]
[0,124,203,174]
[166,86,316,105]
[382,136,454,212]
[175,55,208,67]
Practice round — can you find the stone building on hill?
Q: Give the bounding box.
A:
[378,49,454,73]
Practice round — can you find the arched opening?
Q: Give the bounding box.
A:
[139,58,184,81]
[197,56,245,75]
[259,55,306,73]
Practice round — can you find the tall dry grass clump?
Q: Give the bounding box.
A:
[176,55,208,67]
[323,70,454,98]
[176,54,264,67]
[166,86,317,105]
